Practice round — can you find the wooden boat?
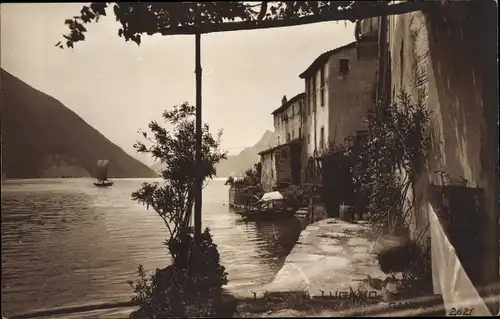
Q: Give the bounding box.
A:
[236,191,295,221]
[93,159,114,187]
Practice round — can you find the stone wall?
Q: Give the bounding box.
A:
[260,152,276,192]
[261,142,302,192]
[327,45,378,147]
[388,2,498,313]
[229,186,260,207]
[275,146,293,185]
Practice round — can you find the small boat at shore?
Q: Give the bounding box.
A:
[236,191,295,221]
[93,160,114,187]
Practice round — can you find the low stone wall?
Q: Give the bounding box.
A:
[229,186,258,207]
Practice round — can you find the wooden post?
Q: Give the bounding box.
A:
[194,32,202,239]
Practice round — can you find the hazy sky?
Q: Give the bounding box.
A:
[1,3,354,165]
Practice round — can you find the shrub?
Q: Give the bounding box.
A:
[129,227,228,318]
[347,91,431,234]
[281,184,311,209]
[224,176,235,186]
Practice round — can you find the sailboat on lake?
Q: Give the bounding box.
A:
[94,159,114,187]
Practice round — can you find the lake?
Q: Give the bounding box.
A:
[1,178,304,318]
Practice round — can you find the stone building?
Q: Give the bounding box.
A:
[259,140,301,192]
[259,94,305,192]
[272,93,306,145]
[381,1,498,313]
[299,39,379,183]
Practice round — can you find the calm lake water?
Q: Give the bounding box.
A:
[1,178,304,318]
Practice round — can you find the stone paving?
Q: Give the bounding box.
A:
[265,218,387,297]
[238,218,388,299]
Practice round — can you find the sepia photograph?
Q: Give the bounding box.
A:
[1,1,499,318]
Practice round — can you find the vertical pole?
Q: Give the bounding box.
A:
[194,32,202,239]
[310,158,315,224]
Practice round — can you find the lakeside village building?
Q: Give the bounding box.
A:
[258,7,499,315]
[259,20,379,205]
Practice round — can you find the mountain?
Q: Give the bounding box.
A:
[215,130,276,178]
[149,130,276,178]
[1,69,158,179]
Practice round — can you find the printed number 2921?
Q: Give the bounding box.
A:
[449,308,473,316]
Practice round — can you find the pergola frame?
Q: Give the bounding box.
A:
[60,0,435,239]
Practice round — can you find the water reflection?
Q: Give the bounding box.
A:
[1,179,303,318]
[233,217,306,269]
[254,218,305,259]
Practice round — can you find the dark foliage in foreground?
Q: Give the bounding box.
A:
[128,228,228,318]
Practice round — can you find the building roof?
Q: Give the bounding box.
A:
[271,92,306,115]
[298,41,357,79]
[258,138,302,156]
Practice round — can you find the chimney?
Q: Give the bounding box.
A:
[281,95,288,105]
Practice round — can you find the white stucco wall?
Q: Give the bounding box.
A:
[273,97,304,146]
[304,64,329,157]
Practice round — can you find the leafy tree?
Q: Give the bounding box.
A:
[128,103,229,317]
[56,1,428,49]
[243,162,262,187]
[132,102,226,256]
[224,162,262,189]
[224,176,235,186]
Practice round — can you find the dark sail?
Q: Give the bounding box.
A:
[96,160,109,181]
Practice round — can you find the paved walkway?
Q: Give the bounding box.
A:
[260,218,387,297]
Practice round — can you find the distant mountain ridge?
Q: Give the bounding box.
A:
[216,130,276,178]
[1,69,157,179]
[150,130,276,178]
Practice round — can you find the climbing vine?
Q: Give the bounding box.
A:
[346,90,431,235]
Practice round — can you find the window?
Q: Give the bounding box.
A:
[299,127,302,138]
[286,133,291,143]
[339,58,350,74]
[312,92,317,112]
[320,87,325,107]
[320,126,325,149]
[320,65,325,86]
[320,65,325,106]
[278,136,280,145]
[292,129,295,139]
[281,149,288,159]
[307,133,311,145]
[298,101,302,114]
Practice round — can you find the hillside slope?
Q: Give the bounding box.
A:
[1,69,157,179]
[215,130,276,177]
